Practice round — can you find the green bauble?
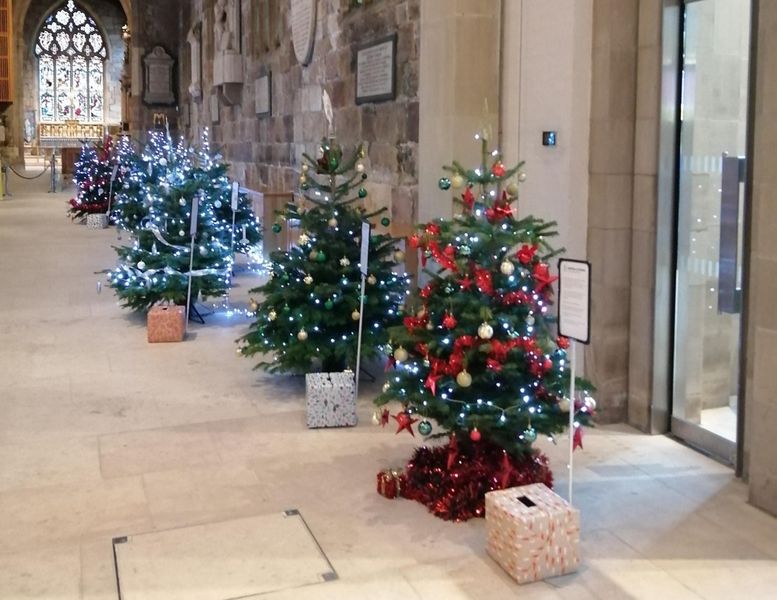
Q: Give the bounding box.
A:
[272,223,282,233]
[418,420,433,436]
[438,177,452,190]
[381,217,391,227]
[282,305,291,313]
[301,182,310,191]
[459,245,471,256]
[324,300,334,310]
[358,187,368,198]
[316,251,327,263]
[523,427,538,443]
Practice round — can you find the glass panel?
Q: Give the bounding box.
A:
[72,56,87,120]
[39,57,55,122]
[673,0,751,445]
[88,58,103,121]
[55,56,71,120]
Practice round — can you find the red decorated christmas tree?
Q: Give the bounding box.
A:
[68,136,116,221]
[375,136,594,521]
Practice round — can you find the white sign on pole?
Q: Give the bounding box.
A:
[111,164,120,182]
[558,259,591,345]
[360,222,371,276]
[189,195,199,236]
[231,181,240,210]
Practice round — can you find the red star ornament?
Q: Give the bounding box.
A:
[393,411,418,436]
[424,373,441,396]
[380,408,391,427]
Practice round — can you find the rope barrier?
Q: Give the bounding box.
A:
[6,161,52,180]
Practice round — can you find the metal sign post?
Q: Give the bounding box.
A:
[354,221,371,400]
[557,258,592,505]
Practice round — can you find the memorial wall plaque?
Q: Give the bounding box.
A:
[355,34,397,104]
[291,0,316,66]
[255,73,272,116]
[211,93,220,124]
[143,46,176,106]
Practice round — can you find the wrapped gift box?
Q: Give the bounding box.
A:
[376,468,407,499]
[86,213,109,229]
[147,304,185,343]
[485,483,579,584]
[305,372,357,428]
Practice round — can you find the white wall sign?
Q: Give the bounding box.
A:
[291,0,316,66]
[255,73,272,116]
[558,259,591,344]
[356,34,397,104]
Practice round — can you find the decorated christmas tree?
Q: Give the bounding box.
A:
[108,135,146,233]
[105,130,262,312]
[238,136,408,373]
[374,136,594,521]
[68,136,115,221]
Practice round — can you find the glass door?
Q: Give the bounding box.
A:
[672,0,751,463]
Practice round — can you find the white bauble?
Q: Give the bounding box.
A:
[382,382,390,392]
[558,397,571,412]
[456,370,472,388]
[356,163,365,173]
[426,322,434,330]
[393,346,409,362]
[297,329,308,341]
[179,198,186,206]
[137,261,146,270]
[351,310,361,321]
[526,315,535,326]
[367,274,377,285]
[478,322,494,340]
[500,260,515,276]
[178,230,186,237]
[159,158,168,167]
[585,396,597,411]
[518,171,527,182]
[339,257,350,267]
[303,275,313,285]
[394,250,405,262]
[97,188,104,195]
[328,218,338,227]
[298,233,310,245]
[214,200,222,208]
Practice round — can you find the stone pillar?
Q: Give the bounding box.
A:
[745,0,777,516]
[417,0,500,223]
[585,0,640,423]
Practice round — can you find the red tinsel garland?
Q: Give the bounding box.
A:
[386,437,553,522]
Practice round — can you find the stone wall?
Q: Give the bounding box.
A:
[745,0,777,516]
[179,0,420,235]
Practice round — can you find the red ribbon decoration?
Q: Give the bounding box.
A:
[533,262,558,292]
[474,268,493,295]
[462,187,475,211]
[516,244,539,265]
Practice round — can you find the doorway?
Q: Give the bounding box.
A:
[669,0,752,465]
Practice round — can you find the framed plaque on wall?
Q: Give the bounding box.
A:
[143,46,176,106]
[355,33,397,104]
[255,72,272,117]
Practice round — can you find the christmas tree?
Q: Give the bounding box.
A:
[374,136,594,520]
[68,136,115,221]
[105,130,262,312]
[109,135,146,233]
[238,136,408,373]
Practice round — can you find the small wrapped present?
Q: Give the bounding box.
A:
[86,213,108,229]
[305,372,357,428]
[376,468,407,499]
[485,483,579,584]
[147,304,185,343]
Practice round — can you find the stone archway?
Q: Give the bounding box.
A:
[6,0,130,162]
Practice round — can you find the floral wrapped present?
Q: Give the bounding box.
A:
[305,372,357,428]
[485,483,579,583]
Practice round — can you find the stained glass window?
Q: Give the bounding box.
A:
[35,0,106,123]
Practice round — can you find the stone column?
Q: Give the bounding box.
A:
[417,0,500,223]
[745,0,777,516]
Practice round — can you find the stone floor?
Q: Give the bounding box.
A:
[1,175,777,599]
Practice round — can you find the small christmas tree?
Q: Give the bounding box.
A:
[239,136,408,373]
[375,136,594,520]
[68,136,115,221]
[105,130,262,312]
[109,135,146,233]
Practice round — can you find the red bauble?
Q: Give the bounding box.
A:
[557,336,570,349]
[491,162,506,177]
[442,313,458,329]
[470,428,481,442]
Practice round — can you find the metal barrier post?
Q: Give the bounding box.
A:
[49,150,57,193]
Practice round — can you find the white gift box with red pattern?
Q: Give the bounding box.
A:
[485,483,579,583]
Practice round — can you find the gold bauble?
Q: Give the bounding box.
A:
[393,346,409,362]
[456,370,472,388]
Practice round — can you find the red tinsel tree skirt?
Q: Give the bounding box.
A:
[386,436,553,522]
